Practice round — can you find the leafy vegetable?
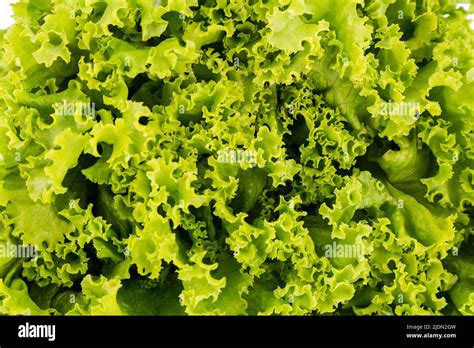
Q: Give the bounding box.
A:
[0,0,472,316]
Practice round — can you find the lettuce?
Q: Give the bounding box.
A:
[0,0,472,316]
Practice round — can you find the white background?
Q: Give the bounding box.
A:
[0,1,472,30]
[0,0,15,29]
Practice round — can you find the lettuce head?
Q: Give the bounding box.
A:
[0,0,473,316]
